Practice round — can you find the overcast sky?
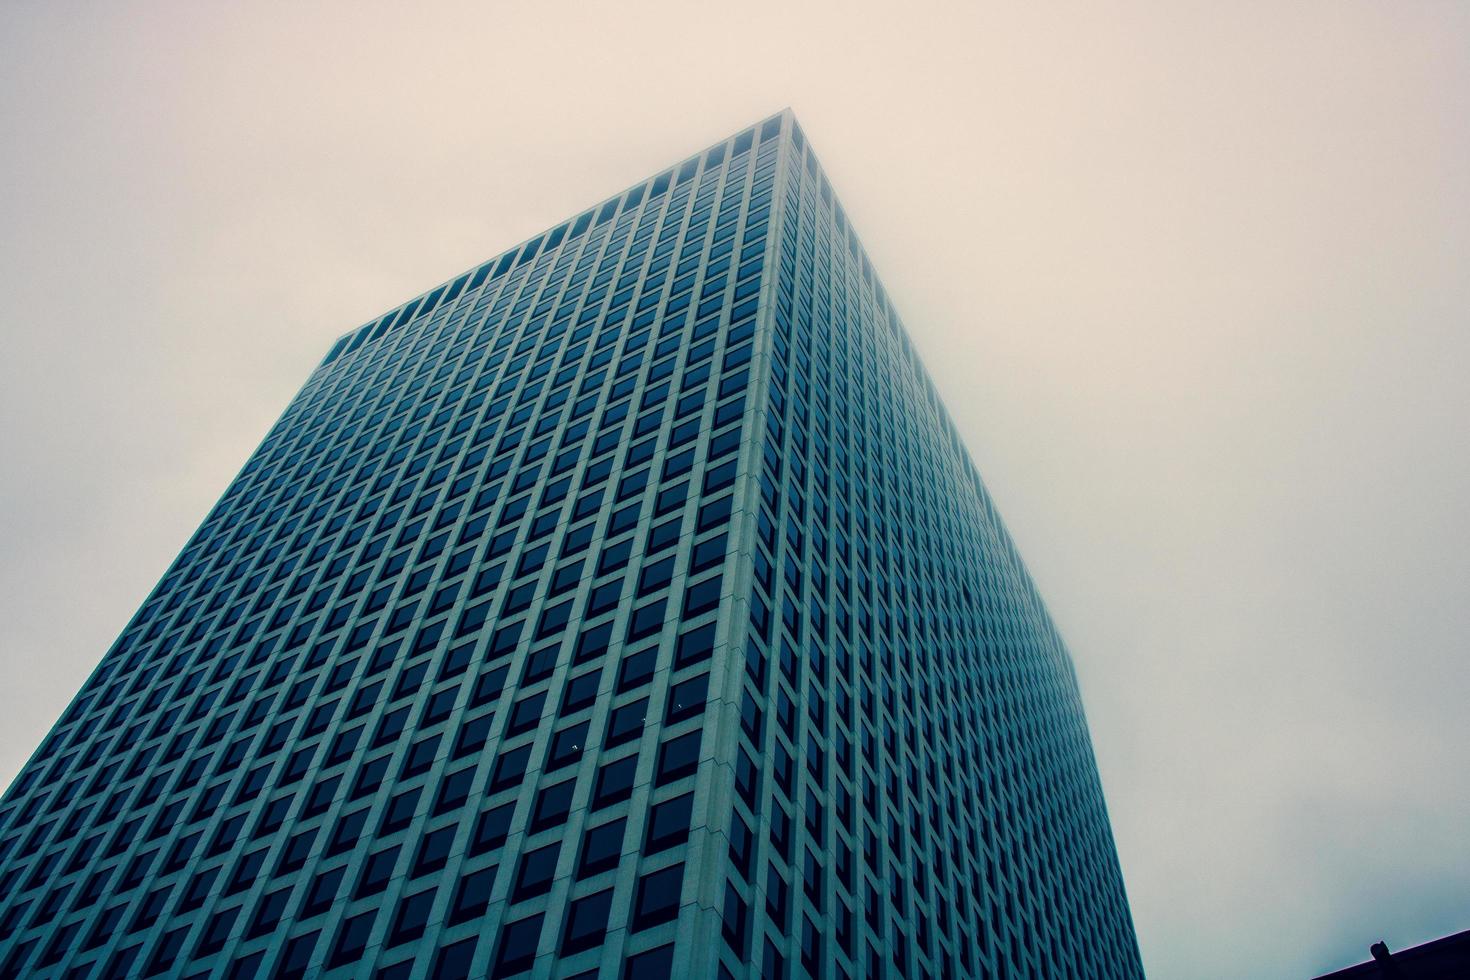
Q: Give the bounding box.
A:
[2,3,1466,977]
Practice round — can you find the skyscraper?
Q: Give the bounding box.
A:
[0,111,1142,980]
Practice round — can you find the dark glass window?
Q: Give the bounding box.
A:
[196,907,239,956]
[490,745,531,792]
[302,866,344,918]
[356,845,400,898]
[561,888,614,955]
[530,780,576,833]
[561,670,601,714]
[637,556,674,596]
[434,766,475,814]
[327,808,368,856]
[605,698,648,747]
[330,910,377,968]
[493,914,544,977]
[431,936,478,980]
[470,801,516,855]
[644,792,694,854]
[413,825,456,876]
[632,863,685,930]
[655,731,701,785]
[577,818,625,879]
[545,721,589,771]
[645,517,682,555]
[593,754,638,808]
[380,787,421,833]
[387,888,436,946]
[617,648,657,693]
[665,674,708,723]
[626,599,666,640]
[506,692,546,737]
[246,886,290,938]
[622,943,675,980]
[449,866,496,926]
[512,841,560,901]
[674,623,715,668]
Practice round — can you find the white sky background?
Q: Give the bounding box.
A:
[1,2,1467,976]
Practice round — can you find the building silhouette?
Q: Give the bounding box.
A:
[1312,930,1470,979]
[0,111,1142,979]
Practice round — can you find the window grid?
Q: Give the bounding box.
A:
[0,111,1140,980]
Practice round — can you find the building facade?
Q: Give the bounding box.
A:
[0,112,1142,980]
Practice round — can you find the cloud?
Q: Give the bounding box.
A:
[2,3,1467,976]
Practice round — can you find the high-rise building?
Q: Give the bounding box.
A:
[0,111,1141,980]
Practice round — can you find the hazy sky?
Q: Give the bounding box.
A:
[2,3,1466,977]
